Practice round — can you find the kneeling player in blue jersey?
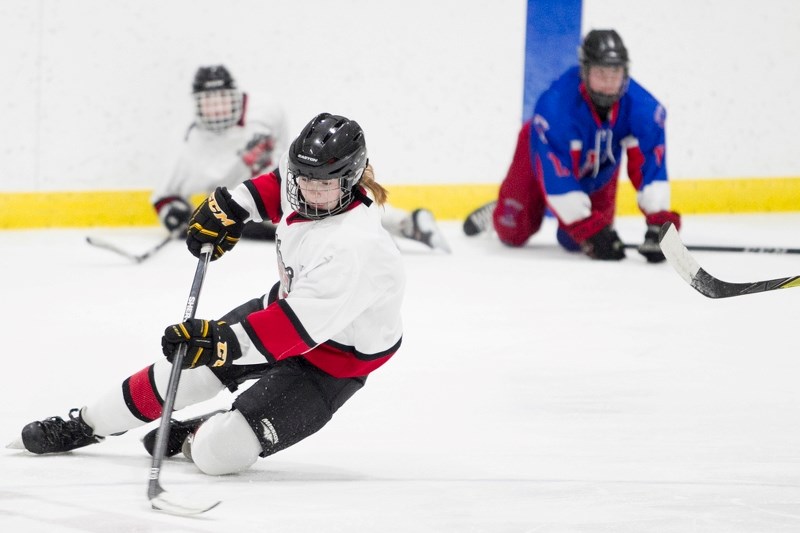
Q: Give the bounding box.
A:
[464,29,681,262]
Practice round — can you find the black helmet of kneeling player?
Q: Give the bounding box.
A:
[579,29,630,108]
[287,113,368,219]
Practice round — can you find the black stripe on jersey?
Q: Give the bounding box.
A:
[244,180,269,221]
[324,336,403,361]
[238,93,248,126]
[277,299,317,348]
[241,319,277,363]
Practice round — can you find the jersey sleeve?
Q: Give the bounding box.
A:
[530,93,592,225]
[229,170,282,224]
[624,81,671,215]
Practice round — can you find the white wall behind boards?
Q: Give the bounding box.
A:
[582,0,800,182]
[1,0,798,194]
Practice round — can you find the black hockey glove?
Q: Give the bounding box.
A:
[239,133,275,176]
[186,187,249,260]
[162,319,242,369]
[638,211,681,263]
[581,226,626,260]
[154,196,192,233]
[637,224,666,263]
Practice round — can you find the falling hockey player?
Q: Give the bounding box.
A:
[12,113,406,476]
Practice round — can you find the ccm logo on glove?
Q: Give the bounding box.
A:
[207,194,238,227]
[161,319,242,369]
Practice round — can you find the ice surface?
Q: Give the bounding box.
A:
[2,214,800,532]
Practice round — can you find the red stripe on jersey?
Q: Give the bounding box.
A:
[245,302,314,361]
[153,196,181,213]
[303,342,396,378]
[653,144,665,166]
[244,301,398,378]
[248,172,282,223]
[127,366,162,421]
[626,144,645,190]
[546,152,571,177]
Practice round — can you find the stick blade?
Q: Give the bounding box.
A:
[150,490,221,516]
[658,223,727,298]
[658,223,700,285]
[659,222,800,299]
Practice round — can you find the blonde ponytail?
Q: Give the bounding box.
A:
[359,163,388,205]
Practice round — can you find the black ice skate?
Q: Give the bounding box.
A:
[401,209,452,253]
[19,408,103,454]
[463,201,497,236]
[142,410,225,458]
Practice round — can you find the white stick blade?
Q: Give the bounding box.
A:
[658,223,701,285]
[150,492,221,516]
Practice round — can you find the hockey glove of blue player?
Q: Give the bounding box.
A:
[581,226,626,260]
[162,319,242,369]
[638,211,682,263]
[186,187,249,260]
[638,225,666,263]
[154,196,192,233]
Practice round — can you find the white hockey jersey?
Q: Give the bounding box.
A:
[151,92,287,204]
[228,153,405,378]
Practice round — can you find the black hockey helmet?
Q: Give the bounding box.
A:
[579,29,630,108]
[287,113,368,219]
[191,65,243,132]
[192,65,237,93]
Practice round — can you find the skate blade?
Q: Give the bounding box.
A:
[414,210,452,254]
[6,437,25,450]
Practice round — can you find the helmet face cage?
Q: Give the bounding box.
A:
[287,167,364,220]
[194,89,243,132]
[579,30,630,108]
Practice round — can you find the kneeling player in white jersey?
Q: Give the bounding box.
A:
[15,113,406,476]
[155,65,448,252]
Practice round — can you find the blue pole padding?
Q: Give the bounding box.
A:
[523,0,582,122]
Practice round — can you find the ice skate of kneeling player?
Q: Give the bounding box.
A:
[13,113,405,476]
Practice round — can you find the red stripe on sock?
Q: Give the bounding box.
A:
[128,366,163,420]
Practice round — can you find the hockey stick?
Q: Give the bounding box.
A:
[658,222,800,299]
[148,243,221,516]
[86,233,174,263]
[623,242,800,254]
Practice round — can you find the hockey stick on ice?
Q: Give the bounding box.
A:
[623,242,800,254]
[148,243,221,516]
[658,222,800,299]
[86,233,174,263]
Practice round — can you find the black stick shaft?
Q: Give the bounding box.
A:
[147,244,213,500]
[624,243,800,254]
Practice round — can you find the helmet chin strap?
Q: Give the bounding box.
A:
[589,91,619,110]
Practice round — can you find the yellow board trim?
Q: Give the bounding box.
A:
[1,177,799,229]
